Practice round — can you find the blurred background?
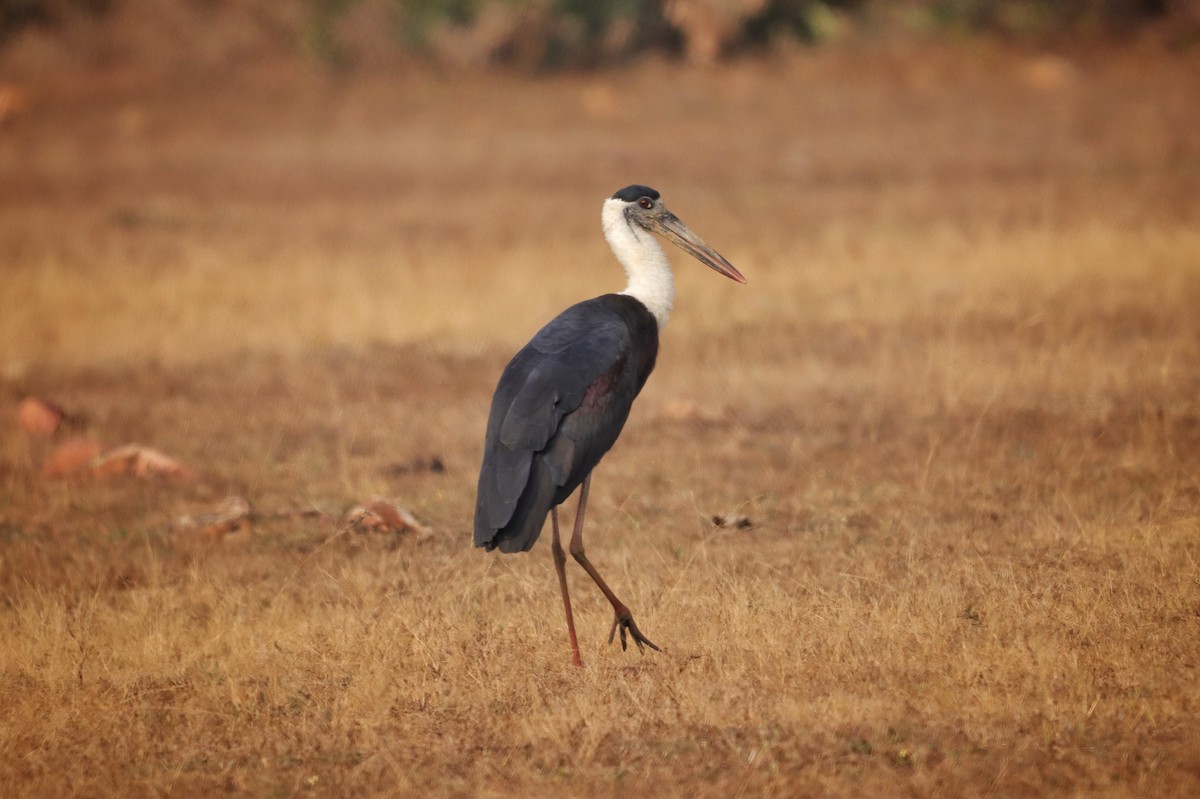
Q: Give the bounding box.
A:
[1,0,1198,367]
[3,9,1200,794]
[2,0,1198,73]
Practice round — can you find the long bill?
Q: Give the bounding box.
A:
[651,210,747,284]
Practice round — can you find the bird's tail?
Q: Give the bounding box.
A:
[475,457,557,554]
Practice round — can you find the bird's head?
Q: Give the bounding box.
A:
[605,185,747,284]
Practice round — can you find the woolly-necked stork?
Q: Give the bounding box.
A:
[474,185,745,667]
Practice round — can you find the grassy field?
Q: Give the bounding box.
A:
[2,43,1200,796]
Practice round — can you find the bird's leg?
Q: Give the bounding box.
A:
[568,475,661,654]
[550,507,583,668]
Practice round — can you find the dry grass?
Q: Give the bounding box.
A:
[2,44,1200,796]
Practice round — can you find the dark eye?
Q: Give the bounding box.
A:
[638,197,653,209]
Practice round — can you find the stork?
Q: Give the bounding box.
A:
[474,185,746,667]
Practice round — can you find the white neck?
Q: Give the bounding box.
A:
[602,198,674,329]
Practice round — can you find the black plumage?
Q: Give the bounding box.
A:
[610,184,660,203]
[474,293,658,553]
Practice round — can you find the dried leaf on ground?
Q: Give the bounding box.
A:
[91,444,200,482]
[344,499,432,541]
[712,512,753,530]
[176,496,253,540]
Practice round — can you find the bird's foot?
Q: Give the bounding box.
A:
[607,612,661,653]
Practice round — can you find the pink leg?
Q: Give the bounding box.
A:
[568,475,660,654]
[550,507,583,668]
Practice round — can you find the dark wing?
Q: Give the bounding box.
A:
[474,298,648,554]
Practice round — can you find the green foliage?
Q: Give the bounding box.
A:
[899,0,1169,37]
[400,0,479,48]
[745,1,860,47]
[301,0,358,64]
[0,0,109,43]
[295,0,672,67]
[553,0,647,37]
[0,0,1184,66]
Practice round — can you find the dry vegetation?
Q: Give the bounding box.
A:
[2,42,1200,797]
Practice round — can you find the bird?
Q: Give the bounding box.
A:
[474,185,745,667]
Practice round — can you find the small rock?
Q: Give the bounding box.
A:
[42,436,104,478]
[18,397,65,436]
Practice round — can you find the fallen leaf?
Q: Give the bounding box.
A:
[176,496,252,540]
[344,499,432,541]
[712,513,753,530]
